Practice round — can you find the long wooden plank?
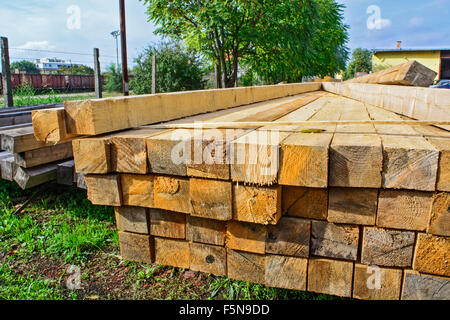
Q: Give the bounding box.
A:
[32,83,321,142]
[231,94,339,185]
[346,61,437,87]
[329,97,382,188]
[146,93,322,178]
[366,105,439,191]
[1,126,52,153]
[72,94,309,175]
[322,82,450,131]
[13,162,58,189]
[14,142,73,168]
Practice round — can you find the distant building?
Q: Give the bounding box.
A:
[372,46,450,81]
[35,58,78,72]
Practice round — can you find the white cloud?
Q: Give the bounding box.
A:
[17,41,56,50]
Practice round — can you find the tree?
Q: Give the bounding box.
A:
[10,60,38,74]
[103,64,123,92]
[141,0,349,87]
[343,48,373,80]
[55,64,94,75]
[131,41,206,94]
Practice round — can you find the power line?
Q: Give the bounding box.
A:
[10,47,118,59]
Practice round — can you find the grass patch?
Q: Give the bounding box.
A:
[0,263,77,300]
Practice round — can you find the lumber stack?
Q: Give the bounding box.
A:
[33,83,450,300]
[0,104,85,189]
[346,61,437,87]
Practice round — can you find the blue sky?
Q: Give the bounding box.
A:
[0,0,449,70]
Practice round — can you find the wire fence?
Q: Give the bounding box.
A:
[8,47,136,71]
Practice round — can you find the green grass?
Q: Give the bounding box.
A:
[0,85,123,108]
[0,180,338,300]
[0,181,115,264]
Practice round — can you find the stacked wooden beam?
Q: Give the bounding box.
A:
[32,83,450,300]
[346,61,437,87]
[0,104,84,189]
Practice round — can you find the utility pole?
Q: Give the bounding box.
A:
[93,48,102,98]
[119,0,129,96]
[1,37,13,107]
[152,54,156,94]
[110,30,120,68]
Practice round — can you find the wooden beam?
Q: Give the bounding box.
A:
[322,82,450,131]
[346,61,437,87]
[1,126,51,153]
[367,105,439,191]
[56,160,75,186]
[13,163,58,189]
[33,83,321,142]
[14,142,73,168]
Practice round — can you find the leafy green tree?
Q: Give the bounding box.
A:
[141,0,349,87]
[55,64,94,75]
[10,60,39,74]
[103,64,123,92]
[343,48,373,80]
[131,41,206,94]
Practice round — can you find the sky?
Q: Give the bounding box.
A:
[0,0,449,70]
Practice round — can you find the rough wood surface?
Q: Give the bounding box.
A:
[265,255,307,291]
[120,174,154,208]
[353,264,402,300]
[308,258,354,298]
[282,187,328,220]
[231,95,337,185]
[150,209,186,239]
[413,233,450,277]
[72,136,111,174]
[377,190,433,231]
[428,193,450,236]
[266,217,310,257]
[311,221,359,261]
[367,105,439,191]
[346,61,437,87]
[186,216,226,246]
[154,238,190,269]
[85,174,122,206]
[115,206,149,234]
[118,231,153,264]
[35,83,320,141]
[190,243,227,276]
[0,154,16,181]
[361,227,415,267]
[14,142,73,168]
[232,184,281,225]
[189,178,232,221]
[401,270,450,300]
[226,221,267,254]
[330,99,382,188]
[32,108,76,143]
[327,188,378,225]
[227,249,265,284]
[13,163,58,189]
[153,176,190,214]
[322,82,450,131]
[1,126,50,153]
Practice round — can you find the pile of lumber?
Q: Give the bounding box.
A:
[31,82,450,300]
[0,104,84,189]
[346,61,437,87]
